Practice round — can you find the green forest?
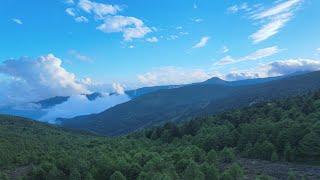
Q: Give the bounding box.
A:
[1,91,320,179]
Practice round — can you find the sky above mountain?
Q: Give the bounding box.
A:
[0,0,320,104]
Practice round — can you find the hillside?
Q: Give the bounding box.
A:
[1,90,320,179]
[62,71,320,136]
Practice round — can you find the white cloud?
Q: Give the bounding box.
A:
[167,35,179,41]
[146,37,159,43]
[65,0,75,5]
[224,59,320,81]
[0,54,89,105]
[222,46,229,53]
[241,46,281,61]
[69,50,92,62]
[317,48,320,53]
[12,18,23,25]
[138,67,212,86]
[252,0,301,20]
[137,59,320,86]
[193,36,210,48]
[78,0,120,18]
[227,3,250,14]
[250,12,292,43]
[192,18,203,23]
[216,46,281,65]
[75,16,89,23]
[97,15,152,41]
[112,82,125,94]
[40,94,130,123]
[250,0,302,43]
[66,8,76,17]
[193,0,198,9]
[65,0,152,41]
[216,55,235,65]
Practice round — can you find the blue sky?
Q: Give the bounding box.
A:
[0,0,320,93]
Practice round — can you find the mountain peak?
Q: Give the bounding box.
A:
[202,77,227,85]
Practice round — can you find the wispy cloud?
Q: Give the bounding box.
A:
[222,46,229,53]
[66,8,76,17]
[193,0,198,9]
[12,18,23,25]
[191,18,203,23]
[192,36,210,48]
[228,0,303,44]
[146,37,159,43]
[215,46,281,65]
[250,0,302,43]
[227,3,250,14]
[75,16,89,23]
[69,50,92,62]
[65,0,74,5]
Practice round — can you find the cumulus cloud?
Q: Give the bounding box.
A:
[78,0,121,18]
[137,66,212,86]
[250,0,302,43]
[0,54,89,106]
[97,15,152,41]
[215,46,281,65]
[193,36,210,48]
[146,37,159,43]
[40,94,130,123]
[224,59,320,81]
[12,18,23,25]
[65,0,152,41]
[112,83,125,94]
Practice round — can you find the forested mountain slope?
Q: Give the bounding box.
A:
[62,71,320,136]
[1,90,320,179]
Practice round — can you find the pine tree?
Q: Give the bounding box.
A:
[183,161,205,180]
[110,171,126,180]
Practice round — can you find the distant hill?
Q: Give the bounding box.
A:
[62,71,320,136]
[35,92,104,108]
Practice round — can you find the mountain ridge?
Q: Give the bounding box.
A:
[62,71,320,136]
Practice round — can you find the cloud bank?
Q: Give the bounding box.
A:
[138,59,320,86]
[0,54,88,106]
[40,93,130,124]
[225,59,320,81]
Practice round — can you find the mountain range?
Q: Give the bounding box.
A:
[61,71,320,136]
